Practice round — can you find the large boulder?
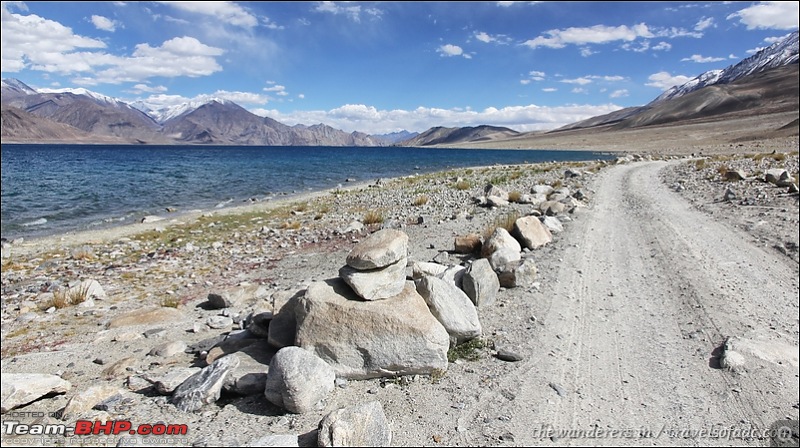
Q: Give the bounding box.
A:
[339,257,407,301]
[264,347,335,414]
[295,279,449,379]
[1,374,72,413]
[172,354,240,412]
[513,216,553,250]
[488,247,521,271]
[765,168,793,187]
[481,228,521,258]
[484,184,509,201]
[318,401,392,447]
[415,276,482,346]
[462,259,500,308]
[411,261,448,280]
[267,290,305,349]
[496,258,538,289]
[454,233,482,254]
[346,229,408,270]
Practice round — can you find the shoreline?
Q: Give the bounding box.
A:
[0,176,378,259]
[0,145,616,246]
[0,154,615,259]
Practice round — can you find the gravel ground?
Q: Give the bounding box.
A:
[1,140,798,447]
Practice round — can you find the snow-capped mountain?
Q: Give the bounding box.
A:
[1,78,37,95]
[37,86,135,110]
[1,79,385,146]
[652,31,799,105]
[131,98,236,124]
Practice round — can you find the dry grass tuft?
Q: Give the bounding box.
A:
[161,296,181,308]
[507,191,522,203]
[453,180,471,191]
[281,220,302,230]
[49,283,92,309]
[412,195,429,206]
[695,159,706,170]
[70,246,95,261]
[483,211,521,240]
[362,210,384,225]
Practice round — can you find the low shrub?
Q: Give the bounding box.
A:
[412,195,429,206]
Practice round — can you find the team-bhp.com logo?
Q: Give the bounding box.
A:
[3,420,188,436]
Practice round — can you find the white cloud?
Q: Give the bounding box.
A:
[580,47,596,57]
[558,75,624,86]
[520,70,545,85]
[264,84,289,96]
[1,3,107,73]
[529,70,546,78]
[90,37,225,84]
[727,1,799,30]
[313,1,383,23]
[542,88,557,92]
[474,31,511,45]
[128,83,168,94]
[561,77,592,85]
[137,36,223,57]
[251,102,624,134]
[1,4,227,83]
[763,33,793,44]
[654,27,703,39]
[207,90,271,105]
[437,44,467,58]
[159,1,258,28]
[559,77,592,86]
[646,71,693,90]
[609,89,629,98]
[523,23,654,49]
[571,87,588,94]
[91,15,119,32]
[652,41,672,51]
[497,2,542,7]
[593,75,625,82]
[681,54,727,63]
[140,90,272,109]
[475,32,494,43]
[694,17,715,31]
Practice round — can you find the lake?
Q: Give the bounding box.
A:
[1,144,611,239]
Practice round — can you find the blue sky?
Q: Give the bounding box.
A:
[2,1,798,134]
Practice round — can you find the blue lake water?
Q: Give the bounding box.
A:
[1,144,611,239]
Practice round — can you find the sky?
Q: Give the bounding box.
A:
[1,1,798,135]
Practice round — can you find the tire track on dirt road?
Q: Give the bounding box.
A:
[459,160,799,446]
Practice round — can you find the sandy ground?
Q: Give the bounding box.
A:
[1,131,798,446]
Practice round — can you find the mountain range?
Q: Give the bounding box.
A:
[2,31,797,147]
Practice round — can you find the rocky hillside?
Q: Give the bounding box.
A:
[0,80,383,146]
[553,31,799,133]
[1,106,127,144]
[398,125,520,146]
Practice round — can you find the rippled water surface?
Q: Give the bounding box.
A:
[1,144,610,239]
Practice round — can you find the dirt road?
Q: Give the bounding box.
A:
[447,161,799,446]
